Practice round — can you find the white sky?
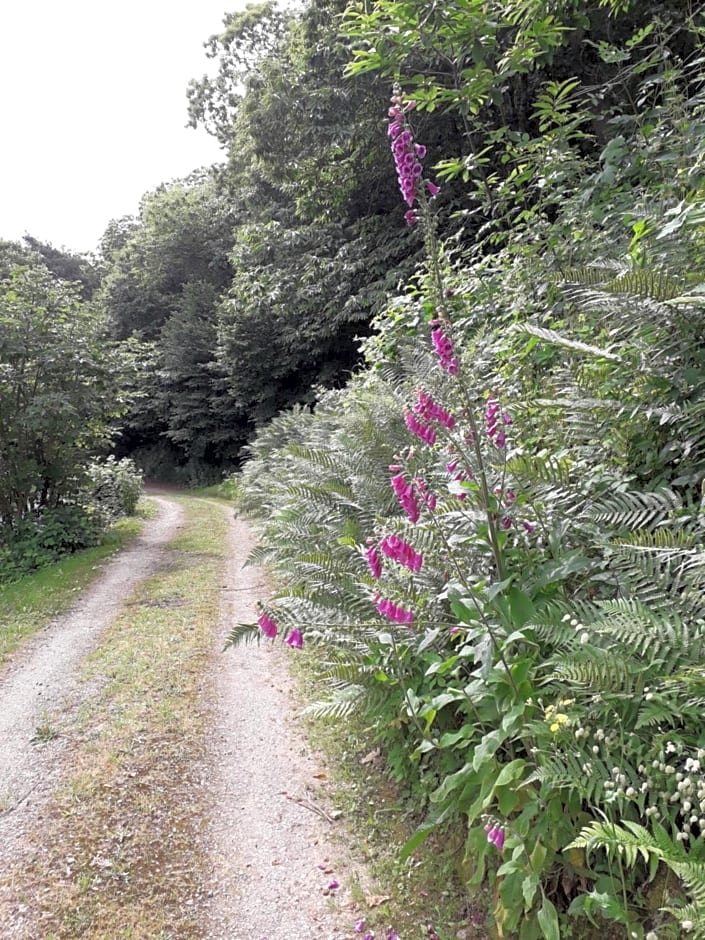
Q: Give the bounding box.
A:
[0,1,245,255]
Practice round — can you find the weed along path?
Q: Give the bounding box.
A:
[0,495,359,939]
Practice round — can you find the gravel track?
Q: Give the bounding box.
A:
[0,498,361,939]
[0,497,183,858]
[202,510,356,940]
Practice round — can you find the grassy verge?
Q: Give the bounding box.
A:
[0,505,151,668]
[291,651,491,940]
[188,476,239,503]
[9,497,227,939]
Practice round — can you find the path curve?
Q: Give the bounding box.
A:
[0,497,183,855]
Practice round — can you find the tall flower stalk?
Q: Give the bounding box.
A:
[385,87,523,691]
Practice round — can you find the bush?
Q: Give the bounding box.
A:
[0,503,102,583]
[84,456,143,522]
[217,474,240,502]
[0,458,143,584]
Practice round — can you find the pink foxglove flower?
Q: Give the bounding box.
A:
[413,389,455,429]
[388,85,440,217]
[404,410,436,446]
[257,612,278,639]
[380,534,423,573]
[414,475,437,511]
[430,322,459,375]
[486,824,506,851]
[285,629,304,649]
[486,397,511,447]
[365,541,383,579]
[375,596,414,624]
[390,470,420,523]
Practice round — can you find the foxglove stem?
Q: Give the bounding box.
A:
[389,630,428,742]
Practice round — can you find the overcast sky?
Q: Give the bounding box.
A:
[0,1,246,255]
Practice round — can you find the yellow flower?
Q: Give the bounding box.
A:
[549,713,570,733]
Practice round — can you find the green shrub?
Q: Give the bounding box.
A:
[0,503,102,584]
[84,456,143,521]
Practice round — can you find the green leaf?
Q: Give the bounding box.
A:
[508,587,536,628]
[522,872,540,909]
[472,729,504,772]
[494,758,526,788]
[537,897,560,940]
[400,822,436,861]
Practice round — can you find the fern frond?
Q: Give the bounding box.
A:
[587,487,681,531]
[603,270,684,303]
[506,451,575,487]
[560,265,619,287]
[519,323,621,361]
[533,749,612,805]
[566,819,661,867]
[224,623,261,649]
[304,684,367,720]
[560,266,684,303]
[546,646,635,691]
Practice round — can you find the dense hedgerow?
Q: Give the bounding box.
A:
[228,8,705,939]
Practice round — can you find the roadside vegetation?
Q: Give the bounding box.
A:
[0,509,146,666]
[226,4,705,938]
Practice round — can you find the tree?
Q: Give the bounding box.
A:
[98,174,244,476]
[99,173,235,341]
[216,212,418,424]
[0,260,127,524]
[22,235,100,298]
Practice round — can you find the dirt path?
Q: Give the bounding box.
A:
[0,497,184,854]
[0,497,362,939]
[202,511,356,939]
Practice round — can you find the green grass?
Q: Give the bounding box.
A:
[0,508,147,667]
[188,476,239,502]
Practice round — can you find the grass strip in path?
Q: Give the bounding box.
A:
[10,497,226,940]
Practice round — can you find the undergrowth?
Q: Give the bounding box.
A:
[0,508,147,667]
